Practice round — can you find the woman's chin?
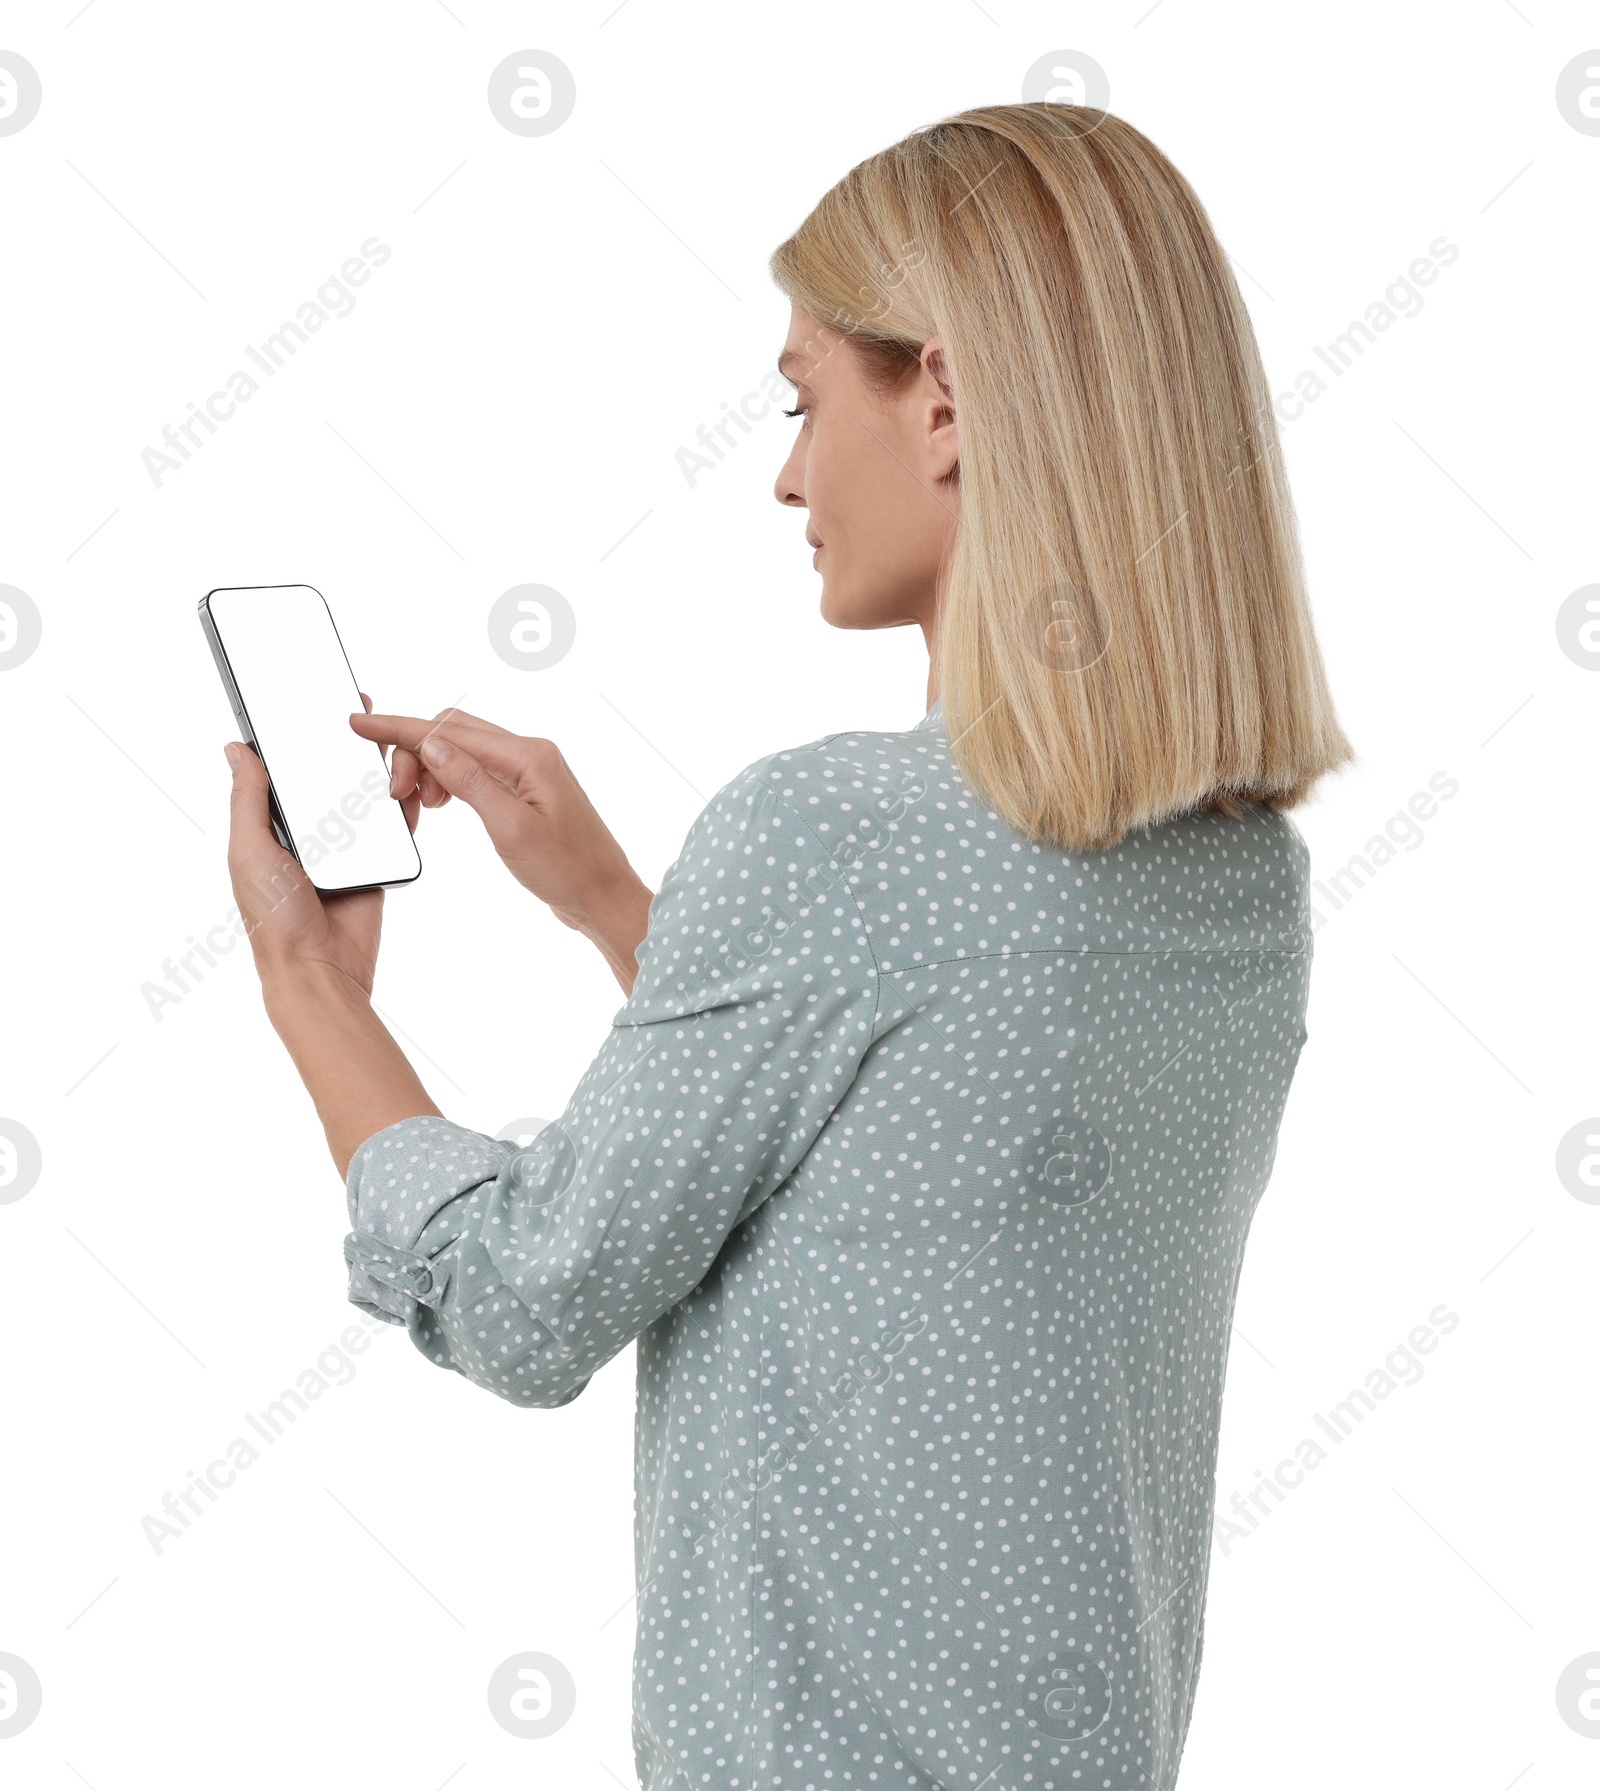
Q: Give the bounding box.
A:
[818,583,857,630]
[820,583,904,633]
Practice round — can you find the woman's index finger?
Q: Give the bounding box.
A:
[352,709,513,743]
[348,710,442,749]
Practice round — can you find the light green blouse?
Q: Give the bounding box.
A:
[344,702,1312,1790]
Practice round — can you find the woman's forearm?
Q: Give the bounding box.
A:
[254,877,649,1182]
[261,963,441,1178]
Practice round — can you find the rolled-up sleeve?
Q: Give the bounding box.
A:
[342,762,880,1407]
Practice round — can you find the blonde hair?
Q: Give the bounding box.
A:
[770,103,1353,850]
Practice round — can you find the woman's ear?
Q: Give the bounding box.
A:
[921,335,960,482]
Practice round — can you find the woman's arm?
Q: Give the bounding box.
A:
[226,709,878,1409]
[339,766,880,1408]
[223,708,653,1178]
[223,737,441,1176]
[262,963,440,1179]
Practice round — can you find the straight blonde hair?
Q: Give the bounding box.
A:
[771,103,1353,850]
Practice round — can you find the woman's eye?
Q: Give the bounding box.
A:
[782,407,808,421]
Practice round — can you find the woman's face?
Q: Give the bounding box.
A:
[773,304,961,636]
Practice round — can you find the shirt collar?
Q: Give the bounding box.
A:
[914,698,946,734]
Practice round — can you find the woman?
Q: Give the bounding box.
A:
[225,103,1350,1790]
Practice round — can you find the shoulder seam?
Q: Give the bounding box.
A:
[872,943,1312,975]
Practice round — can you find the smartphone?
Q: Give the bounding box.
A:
[199,584,421,894]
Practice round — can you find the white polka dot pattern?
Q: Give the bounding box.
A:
[344,701,1313,1790]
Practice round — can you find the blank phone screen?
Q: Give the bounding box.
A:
[204,585,421,893]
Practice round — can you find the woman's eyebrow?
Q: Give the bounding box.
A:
[777,349,809,380]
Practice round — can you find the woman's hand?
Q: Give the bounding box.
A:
[225,694,420,999]
[350,706,654,993]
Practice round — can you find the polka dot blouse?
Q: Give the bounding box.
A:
[344,701,1313,1790]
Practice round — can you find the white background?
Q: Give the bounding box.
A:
[1,2,1595,1787]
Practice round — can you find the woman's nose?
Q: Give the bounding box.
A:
[774,437,806,508]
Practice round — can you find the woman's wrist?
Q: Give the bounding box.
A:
[259,953,372,1021]
[555,872,655,995]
